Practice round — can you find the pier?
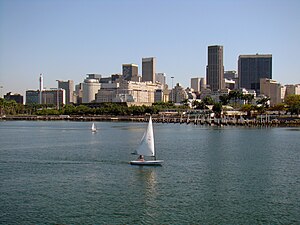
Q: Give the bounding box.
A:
[2,114,300,127]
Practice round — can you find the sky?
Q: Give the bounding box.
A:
[0,0,300,96]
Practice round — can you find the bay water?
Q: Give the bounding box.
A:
[0,121,299,224]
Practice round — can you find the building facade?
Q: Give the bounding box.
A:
[26,89,65,107]
[206,45,224,91]
[82,75,101,103]
[155,73,166,86]
[26,90,40,104]
[285,84,300,97]
[57,80,74,104]
[170,83,188,103]
[191,78,201,93]
[238,54,272,94]
[95,80,162,104]
[4,92,24,104]
[122,64,138,81]
[142,57,156,83]
[260,78,282,106]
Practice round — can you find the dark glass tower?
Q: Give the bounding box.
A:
[206,45,224,91]
[238,54,272,94]
[122,64,138,81]
[142,57,156,83]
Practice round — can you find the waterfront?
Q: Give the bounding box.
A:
[0,121,299,224]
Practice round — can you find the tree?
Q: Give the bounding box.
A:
[212,102,222,118]
[202,96,214,105]
[229,90,243,104]
[219,95,230,105]
[240,104,254,118]
[242,94,254,104]
[285,94,300,115]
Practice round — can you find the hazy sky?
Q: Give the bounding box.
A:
[0,0,299,96]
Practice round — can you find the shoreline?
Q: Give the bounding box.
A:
[1,115,300,127]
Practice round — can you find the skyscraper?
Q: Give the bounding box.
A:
[206,45,224,92]
[57,80,74,104]
[238,54,272,94]
[191,78,201,92]
[122,64,138,81]
[142,57,156,83]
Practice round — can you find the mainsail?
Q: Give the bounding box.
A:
[135,117,155,157]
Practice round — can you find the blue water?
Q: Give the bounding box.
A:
[0,121,299,224]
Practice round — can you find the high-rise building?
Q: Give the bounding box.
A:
[122,64,138,81]
[155,73,166,86]
[206,45,224,91]
[57,80,74,104]
[142,57,156,83]
[238,54,272,94]
[200,78,206,91]
[191,78,201,92]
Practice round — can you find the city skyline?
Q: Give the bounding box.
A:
[1,0,300,96]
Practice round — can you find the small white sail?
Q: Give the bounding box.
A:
[91,123,96,132]
[135,117,155,157]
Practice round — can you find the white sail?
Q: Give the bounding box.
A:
[135,117,155,157]
[91,123,96,132]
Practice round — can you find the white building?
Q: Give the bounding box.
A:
[82,78,101,103]
[95,80,163,104]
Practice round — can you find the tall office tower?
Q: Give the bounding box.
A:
[206,45,224,91]
[238,54,272,94]
[142,57,156,83]
[200,78,206,91]
[122,64,138,81]
[57,80,74,104]
[155,73,166,86]
[191,78,201,92]
[39,73,43,104]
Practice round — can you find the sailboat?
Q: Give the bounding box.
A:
[130,116,163,166]
[91,123,97,132]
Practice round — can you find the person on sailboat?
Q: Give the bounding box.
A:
[138,155,144,161]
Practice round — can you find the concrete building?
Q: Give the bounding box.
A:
[238,54,272,94]
[224,70,238,89]
[26,89,65,107]
[41,89,65,107]
[82,76,101,103]
[191,78,201,93]
[4,92,23,104]
[224,78,235,90]
[200,78,206,91]
[155,73,166,86]
[75,83,83,104]
[57,80,74,104]
[260,78,283,106]
[285,84,300,97]
[95,80,162,104]
[206,45,224,91]
[26,90,40,104]
[122,64,138,81]
[170,83,188,103]
[142,57,156,83]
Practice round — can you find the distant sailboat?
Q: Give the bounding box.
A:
[91,123,97,132]
[130,116,163,166]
